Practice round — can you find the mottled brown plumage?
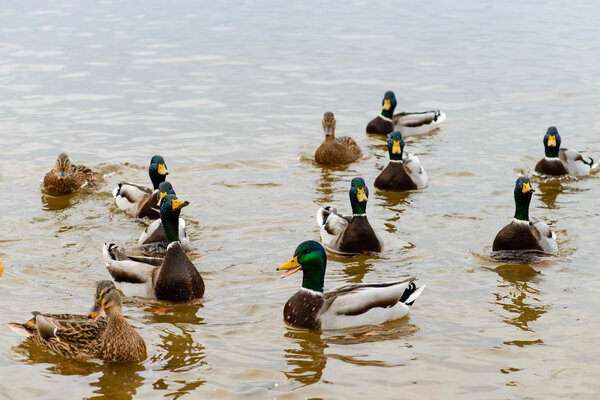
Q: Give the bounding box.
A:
[42,153,96,196]
[315,112,362,165]
[9,281,146,362]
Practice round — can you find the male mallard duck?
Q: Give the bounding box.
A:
[314,112,362,165]
[316,177,383,254]
[492,177,558,254]
[277,240,424,329]
[113,155,169,219]
[9,281,146,362]
[138,182,191,251]
[42,152,96,196]
[366,91,445,136]
[103,194,204,301]
[534,126,594,176]
[374,131,428,190]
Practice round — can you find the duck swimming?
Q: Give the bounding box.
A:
[366,91,445,136]
[534,126,594,176]
[42,152,96,196]
[374,131,428,190]
[314,112,362,165]
[492,177,558,254]
[277,240,424,329]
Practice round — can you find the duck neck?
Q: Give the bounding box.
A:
[149,168,166,190]
[544,145,559,158]
[161,210,181,243]
[351,200,367,216]
[381,108,394,120]
[514,192,531,222]
[302,258,326,293]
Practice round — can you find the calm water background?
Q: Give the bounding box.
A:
[1,0,600,398]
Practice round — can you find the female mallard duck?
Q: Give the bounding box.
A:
[374,131,428,190]
[113,155,169,219]
[534,126,594,176]
[9,281,146,362]
[366,91,445,136]
[492,177,558,254]
[138,182,191,252]
[316,177,383,254]
[315,112,362,165]
[103,194,204,301]
[42,152,96,196]
[277,240,424,329]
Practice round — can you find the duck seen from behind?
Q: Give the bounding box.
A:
[9,281,146,362]
[43,152,96,196]
[534,126,594,176]
[277,240,424,329]
[316,177,383,254]
[492,177,558,254]
[366,91,445,136]
[103,194,204,301]
[113,155,169,219]
[374,131,428,190]
[314,112,362,165]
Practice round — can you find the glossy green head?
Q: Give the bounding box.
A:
[349,177,369,215]
[543,126,561,158]
[149,155,169,190]
[160,194,189,243]
[277,240,326,292]
[156,181,176,206]
[381,91,397,119]
[513,177,534,221]
[387,131,405,161]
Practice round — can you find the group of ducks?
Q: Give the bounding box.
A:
[7,90,596,363]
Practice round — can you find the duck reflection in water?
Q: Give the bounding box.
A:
[493,263,548,347]
[283,327,328,386]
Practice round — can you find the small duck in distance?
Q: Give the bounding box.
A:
[366,91,445,136]
[315,112,362,165]
[374,131,428,190]
[534,126,595,176]
[42,152,96,196]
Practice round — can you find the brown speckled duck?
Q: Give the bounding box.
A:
[315,112,362,165]
[366,91,445,136]
[9,281,146,362]
[374,131,428,190]
[42,153,96,196]
[103,194,204,302]
[534,126,594,176]
[113,155,169,219]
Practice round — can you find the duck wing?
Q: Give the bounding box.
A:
[35,314,107,342]
[316,207,350,250]
[113,183,154,216]
[559,148,593,175]
[529,218,558,255]
[103,243,160,284]
[402,153,428,189]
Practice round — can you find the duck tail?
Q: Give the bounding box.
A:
[434,110,446,124]
[400,282,426,306]
[112,183,122,198]
[316,206,332,227]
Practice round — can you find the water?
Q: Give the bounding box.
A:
[1,0,600,398]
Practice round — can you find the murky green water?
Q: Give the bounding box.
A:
[1,1,600,398]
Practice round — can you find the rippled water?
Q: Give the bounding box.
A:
[1,0,600,398]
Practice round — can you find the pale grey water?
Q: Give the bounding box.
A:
[1,0,600,399]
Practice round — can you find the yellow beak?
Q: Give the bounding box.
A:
[522,182,534,193]
[277,256,302,278]
[172,199,190,210]
[392,140,402,154]
[356,187,367,202]
[157,163,169,175]
[157,191,167,206]
[547,135,557,147]
[383,99,391,111]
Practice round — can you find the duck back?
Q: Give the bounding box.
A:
[338,216,382,253]
[155,242,204,301]
[535,158,568,176]
[315,138,361,165]
[366,116,393,135]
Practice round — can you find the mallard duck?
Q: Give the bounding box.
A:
[366,91,445,136]
[42,152,96,196]
[314,112,362,165]
[138,182,191,251]
[9,281,146,362]
[113,155,169,219]
[316,177,383,254]
[534,126,594,176]
[492,177,558,254]
[374,131,428,190]
[277,240,424,329]
[103,194,204,301]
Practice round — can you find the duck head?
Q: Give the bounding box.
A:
[381,91,397,119]
[149,155,169,190]
[156,181,177,206]
[54,153,72,180]
[349,177,369,215]
[322,112,336,140]
[388,131,405,161]
[514,177,534,221]
[87,280,122,321]
[277,240,326,292]
[543,126,561,158]
[160,194,189,244]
